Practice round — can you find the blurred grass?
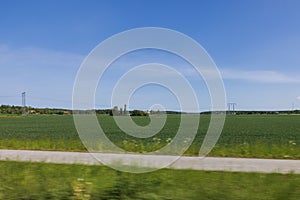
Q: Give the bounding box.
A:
[0,161,300,200]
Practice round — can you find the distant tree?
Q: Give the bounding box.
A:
[130,110,149,116]
[56,110,64,115]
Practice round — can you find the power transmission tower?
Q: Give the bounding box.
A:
[22,92,26,115]
[227,102,237,114]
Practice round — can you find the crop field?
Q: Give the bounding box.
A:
[0,114,299,159]
[1,161,300,200]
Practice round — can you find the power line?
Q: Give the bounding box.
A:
[0,95,19,98]
[2,93,203,111]
[28,95,112,108]
[28,96,71,104]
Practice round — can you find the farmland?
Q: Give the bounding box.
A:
[0,114,299,159]
[1,161,300,199]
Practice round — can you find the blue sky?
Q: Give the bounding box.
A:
[0,0,300,111]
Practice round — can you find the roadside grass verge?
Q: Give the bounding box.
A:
[1,161,300,200]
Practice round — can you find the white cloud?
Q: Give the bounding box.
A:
[221,69,300,83]
[133,64,300,84]
[0,45,84,71]
[296,96,300,101]
[2,43,299,86]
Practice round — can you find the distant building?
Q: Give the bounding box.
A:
[63,111,71,115]
[29,110,36,114]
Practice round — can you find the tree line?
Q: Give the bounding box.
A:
[0,105,150,116]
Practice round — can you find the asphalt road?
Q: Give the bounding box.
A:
[1,149,300,174]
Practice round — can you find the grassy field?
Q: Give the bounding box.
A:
[0,161,300,200]
[0,114,299,159]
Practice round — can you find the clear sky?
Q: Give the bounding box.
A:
[0,0,300,111]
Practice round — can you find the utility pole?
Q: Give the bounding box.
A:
[22,92,26,115]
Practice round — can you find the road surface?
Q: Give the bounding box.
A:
[0,149,299,174]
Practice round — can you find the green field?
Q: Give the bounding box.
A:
[1,161,300,200]
[0,114,299,159]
